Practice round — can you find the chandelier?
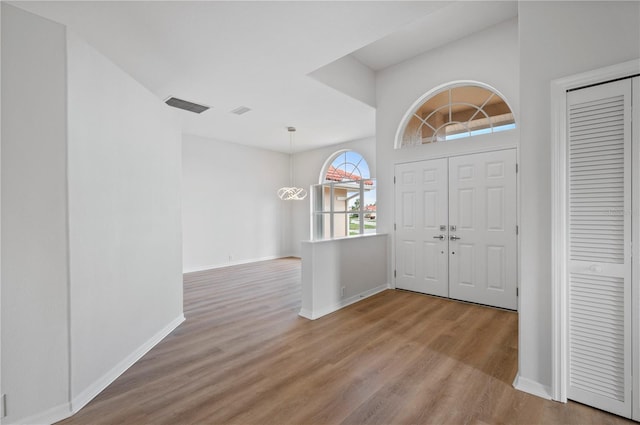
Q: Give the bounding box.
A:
[277,127,307,201]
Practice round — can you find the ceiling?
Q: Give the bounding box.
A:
[11,1,517,153]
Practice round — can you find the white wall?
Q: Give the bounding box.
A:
[66,31,184,406]
[182,134,376,267]
[375,19,518,288]
[309,54,377,107]
[1,5,70,422]
[0,1,3,415]
[1,6,185,422]
[300,234,388,320]
[182,134,291,272]
[518,1,640,394]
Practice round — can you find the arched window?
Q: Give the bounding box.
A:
[312,150,376,239]
[321,150,370,183]
[397,82,515,148]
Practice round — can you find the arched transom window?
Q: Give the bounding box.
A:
[398,83,515,148]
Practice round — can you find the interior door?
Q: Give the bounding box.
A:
[566,78,632,418]
[448,149,518,310]
[395,159,448,296]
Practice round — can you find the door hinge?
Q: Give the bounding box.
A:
[394,176,396,184]
[516,287,519,297]
[394,269,397,278]
[516,163,519,173]
[394,223,397,231]
[516,225,519,235]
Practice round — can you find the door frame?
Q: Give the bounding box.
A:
[393,146,519,308]
[550,59,640,405]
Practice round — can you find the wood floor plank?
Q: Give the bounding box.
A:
[57,257,635,425]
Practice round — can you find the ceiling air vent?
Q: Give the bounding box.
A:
[165,96,210,114]
[231,106,252,115]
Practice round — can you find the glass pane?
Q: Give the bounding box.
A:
[347,191,360,216]
[349,214,361,236]
[484,98,512,117]
[332,185,347,213]
[363,179,376,234]
[331,151,367,179]
[490,111,515,127]
[444,122,471,138]
[322,184,333,212]
[398,84,516,149]
[312,184,324,214]
[402,115,424,146]
[450,105,480,124]
[450,85,493,105]
[424,106,447,143]
[323,213,332,240]
[364,211,376,234]
[417,90,449,116]
[312,213,324,240]
[334,213,349,238]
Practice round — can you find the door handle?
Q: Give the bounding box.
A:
[450,235,461,240]
[432,235,446,240]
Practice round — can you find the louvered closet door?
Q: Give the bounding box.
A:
[567,78,632,418]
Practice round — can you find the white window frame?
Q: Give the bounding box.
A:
[311,179,376,240]
[394,80,517,149]
[312,150,376,240]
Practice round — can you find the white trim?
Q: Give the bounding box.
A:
[318,148,349,184]
[298,308,315,320]
[394,143,518,166]
[550,75,569,403]
[298,284,390,320]
[550,58,640,404]
[303,232,385,244]
[393,147,519,309]
[393,80,518,150]
[8,402,71,425]
[632,76,640,421]
[182,255,287,274]
[317,149,374,185]
[70,314,185,413]
[513,373,552,401]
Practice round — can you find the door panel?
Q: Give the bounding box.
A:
[567,78,632,418]
[448,149,517,310]
[395,159,448,296]
[395,150,517,310]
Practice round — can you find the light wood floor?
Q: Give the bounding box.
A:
[58,257,634,425]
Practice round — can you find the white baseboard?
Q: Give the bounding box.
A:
[299,284,390,320]
[70,314,185,413]
[298,308,314,320]
[183,255,289,274]
[9,402,71,425]
[513,373,552,400]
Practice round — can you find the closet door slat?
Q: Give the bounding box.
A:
[566,78,632,418]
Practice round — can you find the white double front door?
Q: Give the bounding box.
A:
[394,149,517,310]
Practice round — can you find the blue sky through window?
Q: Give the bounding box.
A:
[329,150,370,178]
[444,123,516,141]
[326,151,376,207]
